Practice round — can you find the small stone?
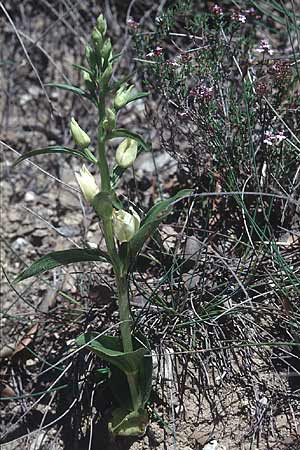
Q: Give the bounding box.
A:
[11,237,29,251]
[203,440,227,450]
[24,191,36,202]
[184,236,202,261]
[55,225,80,237]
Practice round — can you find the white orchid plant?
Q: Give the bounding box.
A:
[13,14,191,437]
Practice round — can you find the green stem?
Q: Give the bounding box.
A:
[116,274,140,411]
[97,94,111,193]
[116,275,133,353]
[96,95,139,411]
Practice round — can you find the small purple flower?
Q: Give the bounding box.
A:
[199,86,214,101]
[127,17,139,30]
[263,130,286,146]
[189,84,214,103]
[211,4,224,16]
[231,10,247,23]
[146,46,164,58]
[255,40,274,55]
[165,59,180,68]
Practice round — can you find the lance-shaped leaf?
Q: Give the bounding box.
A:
[124,189,193,267]
[76,333,152,409]
[45,82,97,105]
[14,249,110,284]
[13,146,96,166]
[76,333,146,374]
[71,64,93,76]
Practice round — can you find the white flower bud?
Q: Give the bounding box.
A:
[114,84,134,110]
[115,138,138,168]
[112,208,140,243]
[75,165,99,203]
[70,118,91,149]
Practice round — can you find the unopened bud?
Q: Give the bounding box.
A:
[102,38,112,63]
[114,84,134,110]
[101,63,113,87]
[103,108,116,132]
[70,118,91,149]
[96,14,107,35]
[112,208,140,243]
[83,71,93,91]
[115,138,138,168]
[92,28,103,54]
[85,45,97,69]
[75,165,99,203]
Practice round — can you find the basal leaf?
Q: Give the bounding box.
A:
[76,332,153,410]
[13,146,95,166]
[14,248,110,283]
[76,333,146,375]
[108,407,148,436]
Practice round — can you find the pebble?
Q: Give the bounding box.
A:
[24,191,36,202]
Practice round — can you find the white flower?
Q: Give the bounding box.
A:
[70,117,91,149]
[112,208,140,243]
[75,165,99,203]
[115,138,138,168]
[114,84,135,110]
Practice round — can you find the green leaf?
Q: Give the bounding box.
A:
[108,408,148,436]
[71,64,93,75]
[76,333,146,374]
[125,189,193,265]
[45,82,96,104]
[14,249,110,283]
[110,52,123,63]
[76,333,153,409]
[124,91,149,105]
[13,146,95,166]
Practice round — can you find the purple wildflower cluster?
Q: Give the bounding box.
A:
[210,4,261,21]
[146,46,164,58]
[189,84,214,103]
[263,130,286,146]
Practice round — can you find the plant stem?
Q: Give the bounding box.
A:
[98,94,111,193]
[98,134,111,192]
[116,275,133,353]
[96,95,139,411]
[116,274,140,411]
